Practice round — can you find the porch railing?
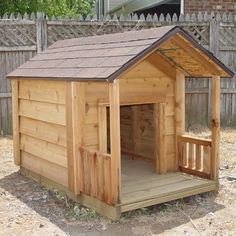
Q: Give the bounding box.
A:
[177,135,212,179]
[79,147,113,204]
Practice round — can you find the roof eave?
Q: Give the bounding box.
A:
[107,27,234,81]
[7,75,109,82]
[178,29,234,78]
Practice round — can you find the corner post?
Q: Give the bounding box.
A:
[211,76,220,184]
[109,79,121,204]
[12,79,20,165]
[175,70,185,170]
[66,82,85,194]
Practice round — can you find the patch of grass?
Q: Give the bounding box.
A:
[50,189,101,221]
[122,207,150,219]
[66,203,101,221]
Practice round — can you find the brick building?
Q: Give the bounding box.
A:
[184,0,236,14]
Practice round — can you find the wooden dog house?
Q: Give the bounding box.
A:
[8,26,233,219]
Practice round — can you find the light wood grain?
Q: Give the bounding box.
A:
[157,103,166,174]
[211,76,220,183]
[175,71,185,170]
[19,80,66,104]
[120,158,216,210]
[147,52,176,79]
[66,82,76,193]
[109,80,121,204]
[12,80,20,165]
[19,99,66,125]
[98,106,107,153]
[20,134,67,167]
[21,151,68,186]
[20,116,66,147]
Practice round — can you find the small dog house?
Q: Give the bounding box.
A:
[8,26,233,219]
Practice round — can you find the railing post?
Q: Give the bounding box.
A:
[211,76,220,185]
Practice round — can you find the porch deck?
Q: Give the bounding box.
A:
[120,158,217,212]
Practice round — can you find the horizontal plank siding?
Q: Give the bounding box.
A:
[20,134,67,168]
[19,116,66,147]
[18,80,66,104]
[21,151,68,187]
[19,99,66,125]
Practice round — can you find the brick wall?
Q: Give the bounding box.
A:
[184,0,236,13]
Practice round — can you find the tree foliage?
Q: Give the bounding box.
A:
[0,0,94,18]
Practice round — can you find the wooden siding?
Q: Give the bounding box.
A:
[83,59,176,171]
[84,82,109,150]
[119,61,176,172]
[18,80,68,186]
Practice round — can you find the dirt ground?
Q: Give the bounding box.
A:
[0,128,236,236]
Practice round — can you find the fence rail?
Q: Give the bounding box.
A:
[0,12,236,134]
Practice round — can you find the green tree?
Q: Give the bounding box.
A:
[0,0,94,18]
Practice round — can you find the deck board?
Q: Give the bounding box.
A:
[120,158,216,211]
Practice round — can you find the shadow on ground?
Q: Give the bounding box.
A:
[0,171,225,236]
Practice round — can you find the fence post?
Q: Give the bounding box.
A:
[36,12,47,53]
[208,19,220,124]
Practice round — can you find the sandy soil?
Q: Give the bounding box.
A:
[0,128,236,236]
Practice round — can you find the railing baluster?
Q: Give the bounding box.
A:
[188,143,194,169]
[203,146,211,174]
[178,142,183,167]
[195,144,202,171]
[90,152,97,197]
[97,153,104,200]
[182,142,187,167]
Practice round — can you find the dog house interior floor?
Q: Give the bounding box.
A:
[120,157,216,212]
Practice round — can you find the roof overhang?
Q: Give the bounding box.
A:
[107,27,234,81]
[108,0,179,16]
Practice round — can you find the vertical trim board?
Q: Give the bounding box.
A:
[12,79,20,165]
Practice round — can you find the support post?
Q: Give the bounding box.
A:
[66,82,85,194]
[175,70,185,170]
[208,20,220,124]
[211,76,220,184]
[154,103,166,174]
[109,79,121,204]
[12,79,20,165]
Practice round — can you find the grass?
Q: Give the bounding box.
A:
[51,189,101,221]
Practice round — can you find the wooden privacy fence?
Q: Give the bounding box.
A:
[0,12,236,134]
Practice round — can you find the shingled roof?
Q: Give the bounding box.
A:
[8,26,234,80]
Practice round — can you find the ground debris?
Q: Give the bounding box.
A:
[227,173,236,181]
[0,128,236,235]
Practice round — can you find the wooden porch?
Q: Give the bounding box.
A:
[120,157,216,212]
[79,131,217,216]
